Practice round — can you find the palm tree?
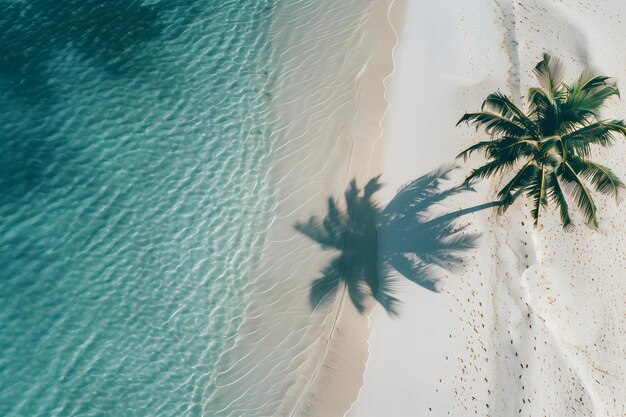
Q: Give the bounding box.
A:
[457,53,626,228]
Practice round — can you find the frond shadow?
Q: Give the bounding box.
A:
[295,166,483,316]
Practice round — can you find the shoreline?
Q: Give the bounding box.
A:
[207,1,409,415]
[279,1,407,416]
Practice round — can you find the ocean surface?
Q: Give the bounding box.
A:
[0,1,390,416]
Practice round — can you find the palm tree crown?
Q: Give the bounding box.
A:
[457,53,626,228]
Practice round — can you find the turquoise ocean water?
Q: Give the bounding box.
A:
[0,1,277,416]
[0,1,389,416]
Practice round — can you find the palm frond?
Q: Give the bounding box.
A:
[547,172,572,228]
[486,136,538,161]
[456,112,526,137]
[527,84,561,135]
[528,87,549,106]
[496,162,537,209]
[568,156,624,198]
[456,140,494,161]
[574,69,616,93]
[465,158,518,183]
[562,120,626,160]
[564,71,620,119]
[561,162,598,227]
[578,73,612,92]
[563,119,626,148]
[533,53,566,100]
[528,165,548,226]
[482,92,535,130]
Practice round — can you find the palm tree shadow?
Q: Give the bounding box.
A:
[378,166,482,304]
[295,166,483,316]
[296,176,385,314]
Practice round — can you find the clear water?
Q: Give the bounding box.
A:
[0,1,276,416]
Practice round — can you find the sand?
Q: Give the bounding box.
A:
[277,1,402,416]
[347,1,626,416]
[209,1,402,415]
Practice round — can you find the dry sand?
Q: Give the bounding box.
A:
[348,1,626,416]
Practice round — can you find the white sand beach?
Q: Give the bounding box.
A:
[345,0,626,416]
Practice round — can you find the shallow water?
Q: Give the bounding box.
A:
[0,1,392,416]
[1,1,276,416]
